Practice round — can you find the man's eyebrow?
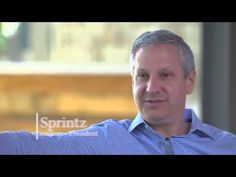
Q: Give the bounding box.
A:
[159,67,172,71]
[137,66,172,72]
[136,68,148,72]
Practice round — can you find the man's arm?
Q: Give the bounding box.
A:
[0,127,107,154]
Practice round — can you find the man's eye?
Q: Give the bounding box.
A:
[137,73,148,80]
[161,72,172,79]
[138,73,146,78]
[164,73,170,77]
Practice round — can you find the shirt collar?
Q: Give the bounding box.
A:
[188,109,217,139]
[128,113,144,132]
[129,109,217,139]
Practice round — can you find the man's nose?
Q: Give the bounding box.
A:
[146,77,161,93]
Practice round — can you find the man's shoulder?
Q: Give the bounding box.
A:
[91,118,133,130]
[203,123,236,140]
[66,119,133,138]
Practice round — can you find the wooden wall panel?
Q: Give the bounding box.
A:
[0,75,137,132]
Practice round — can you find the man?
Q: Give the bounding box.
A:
[1,29,236,154]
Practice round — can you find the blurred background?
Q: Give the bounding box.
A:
[0,22,235,133]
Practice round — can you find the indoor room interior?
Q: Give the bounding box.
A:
[0,22,235,134]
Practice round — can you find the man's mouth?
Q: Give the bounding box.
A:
[144,99,166,108]
[145,99,165,103]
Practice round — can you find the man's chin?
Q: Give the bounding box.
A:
[142,111,168,121]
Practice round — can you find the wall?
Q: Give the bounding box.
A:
[0,75,137,132]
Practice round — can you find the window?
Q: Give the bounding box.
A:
[0,22,202,131]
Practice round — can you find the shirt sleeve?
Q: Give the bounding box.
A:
[0,127,107,155]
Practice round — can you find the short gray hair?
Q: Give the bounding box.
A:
[130,29,195,78]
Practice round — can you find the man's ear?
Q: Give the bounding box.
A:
[186,70,196,95]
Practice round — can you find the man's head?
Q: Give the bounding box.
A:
[130,29,196,126]
[130,30,195,78]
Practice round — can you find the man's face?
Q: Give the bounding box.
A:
[132,44,195,125]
